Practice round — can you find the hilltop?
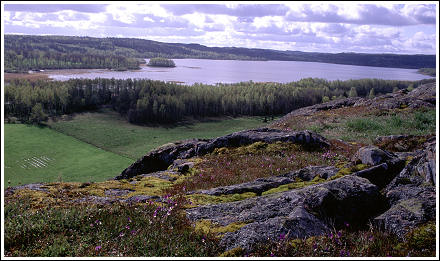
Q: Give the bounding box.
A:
[4,82,436,257]
[4,34,436,73]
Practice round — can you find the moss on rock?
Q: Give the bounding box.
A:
[195,219,249,238]
[186,192,257,207]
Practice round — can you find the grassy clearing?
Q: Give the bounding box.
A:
[48,109,272,160]
[4,124,132,187]
[272,107,436,144]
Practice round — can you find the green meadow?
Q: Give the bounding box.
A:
[5,111,271,186]
[4,124,133,187]
[48,109,271,160]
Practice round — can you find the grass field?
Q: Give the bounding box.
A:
[4,124,133,187]
[48,109,272,160]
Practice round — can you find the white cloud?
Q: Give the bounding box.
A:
[3,3,436,54]
[4,11,12,22]
[252,16,284,29]
[106,5,137,24]
[182,12,206,28]
[143,16,154,23]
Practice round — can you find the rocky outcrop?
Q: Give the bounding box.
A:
[276,97,362,119]
[187,175,386,251]
[373,141,436,239]
[354,82,436,110]
[374,134,435,152]
[274,82,436,125]
[194,176,293,196]
[116,128,330,180]
[193,166,338,196]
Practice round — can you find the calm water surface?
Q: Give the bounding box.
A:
[49,59,433,85]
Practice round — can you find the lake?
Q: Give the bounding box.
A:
[48,59,433,85]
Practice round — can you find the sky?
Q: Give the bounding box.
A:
[2,1,438,54]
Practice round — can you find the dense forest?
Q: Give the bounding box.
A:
[5,35,436,72]
[4,35,141,72]
[5,77,434,124]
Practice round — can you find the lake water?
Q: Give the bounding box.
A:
[48,59,433,85]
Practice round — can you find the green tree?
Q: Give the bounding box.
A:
[368,88,375,99]
[30,103,48,124]
[348,87,358,97]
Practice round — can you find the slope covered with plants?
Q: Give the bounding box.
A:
[4,82,436,257]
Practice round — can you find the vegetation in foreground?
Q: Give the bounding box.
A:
[4,182,435,257]
[4,124,132,187]
[4,196,221,257]
[244,221,435,257]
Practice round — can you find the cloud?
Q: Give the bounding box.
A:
[4,4,107,13]
[402,4,436,24]
[2,3,436,55]
[285,3,436,26]
[162,4,289,17]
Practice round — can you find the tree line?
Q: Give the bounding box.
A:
[5,77,433,124]
[5,35,436,71]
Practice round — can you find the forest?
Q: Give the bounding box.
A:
[5,77,434,125]
[4,34,436,72]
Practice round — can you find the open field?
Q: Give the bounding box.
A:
[48,109,273,159]
[4,124,133,187]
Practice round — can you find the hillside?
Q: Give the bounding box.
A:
[4,82,436,257]
[4,34,436,72]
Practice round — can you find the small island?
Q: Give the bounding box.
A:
[147,57,176,67]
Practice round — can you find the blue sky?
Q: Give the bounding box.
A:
[2,1,437,54]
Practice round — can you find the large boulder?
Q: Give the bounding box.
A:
[115,139,209,180]
[351,146,406,188]
[115,128,330,180]
[353,146,396,166]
